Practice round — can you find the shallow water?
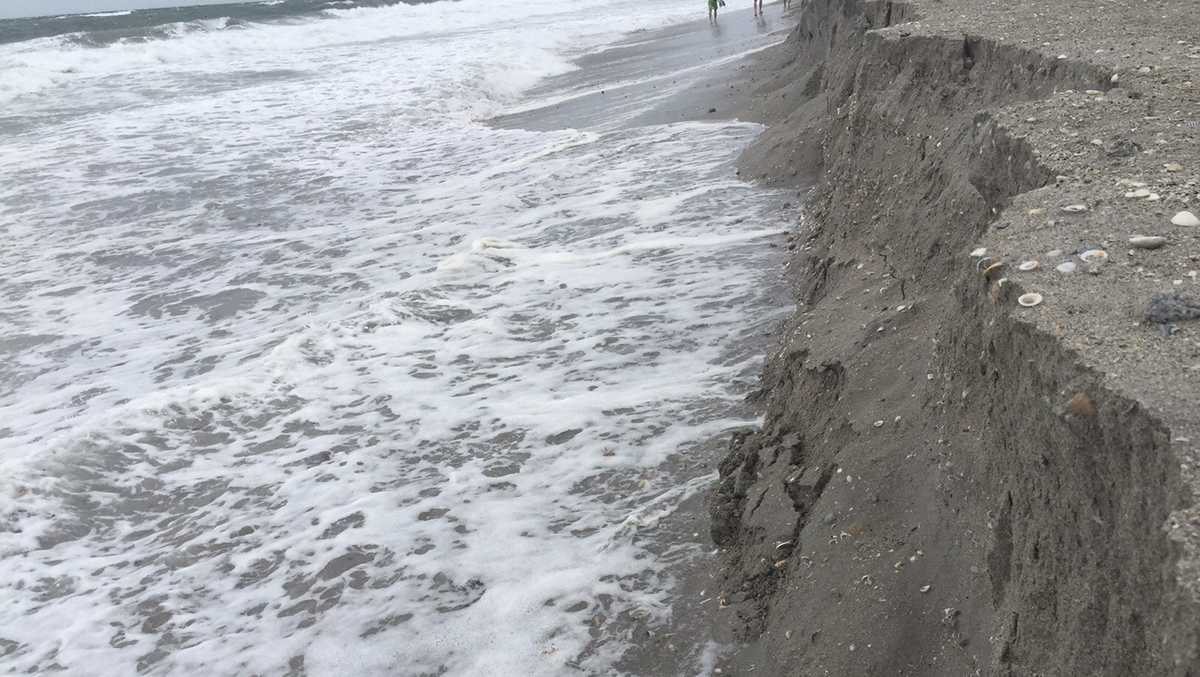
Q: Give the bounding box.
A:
[0,1,792,673]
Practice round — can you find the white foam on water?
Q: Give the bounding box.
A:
[0,1,794,674]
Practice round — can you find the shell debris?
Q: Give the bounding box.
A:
[1018,292,1043,307]
[1172,211,1200,227]
[1017,260,1039,271]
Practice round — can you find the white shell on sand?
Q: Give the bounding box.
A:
[1018,293,1043,307]
[1047,249,1063,257]
[1172,211,1200,227]
[1125,188,1151,198]
[1129,235,1166,249]
[1056,261,1077,273]
[1079,249,1108,263]
[970,247,987,257]
[1018,260,1039,271]
[1061,204,1089,214]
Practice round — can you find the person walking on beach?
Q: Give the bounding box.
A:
[752,0,763,17]
[708,0,719,22]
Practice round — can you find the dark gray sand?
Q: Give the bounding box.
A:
[711,0,1200,675]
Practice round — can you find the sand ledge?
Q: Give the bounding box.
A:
[713,0,1200,673]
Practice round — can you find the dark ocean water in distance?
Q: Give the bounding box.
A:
[0,0,432,45]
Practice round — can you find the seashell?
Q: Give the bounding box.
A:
[1146,193,1161,201]
[970,247,987,257]
[1078,249,1108,263]
[982,261,1006,278]
[1061,204,1089,214]
[1056,261,1077,273]
[975,256,994,272]
[1125,188,1151,198]
[1172,211,1200,227]
[1129,235,1166,249]
[1017,260,1039,271]
[1018,293,1043,307]
[1047,249,1063,257]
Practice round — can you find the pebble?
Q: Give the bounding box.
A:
[1129,235,1166,249]
[919,585,932,593]
[1125,188,1152,198]
[1164,163,1184,173]
[1047,249,1063,257]
[1061,204,1088,214]
[970,247,987,257]
[1056,261,1076,273]
[1138,66,1152,74]
[1172,211,1200,227]
[873,420,885,428]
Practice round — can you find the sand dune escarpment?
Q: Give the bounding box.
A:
[712,0,1200,673]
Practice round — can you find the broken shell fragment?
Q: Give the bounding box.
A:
[970,247,987,257]
[1017,260,1039,271]
[1172,211,1200,227]
[1061,204,1089,214]
[1078,249,1108,264]
[1018,293,1043,307]
[1129,235,1166,249]
[1056,261,1077,273]
[982,261,1005,278]
[1125,188,1151,198]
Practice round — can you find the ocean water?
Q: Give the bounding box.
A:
[0,1,792,674]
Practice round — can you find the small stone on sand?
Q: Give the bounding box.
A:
[1164,162,1184,173]
[1061,204,1088,214]
[1056,261,1076,273]
[1129,236,1166,249]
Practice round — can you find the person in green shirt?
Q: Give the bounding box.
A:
[708,0,719,22]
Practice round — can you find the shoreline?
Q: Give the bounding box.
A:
[714,0,1200,673]
[490,10,803,673]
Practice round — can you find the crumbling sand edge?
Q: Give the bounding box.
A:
[713,0,1200,673]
